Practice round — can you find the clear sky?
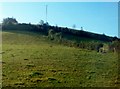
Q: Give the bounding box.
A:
[1,2,118,37]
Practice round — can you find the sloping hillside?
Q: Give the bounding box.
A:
[2,30,119,87]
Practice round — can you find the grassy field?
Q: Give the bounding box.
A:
[2,30,119,87]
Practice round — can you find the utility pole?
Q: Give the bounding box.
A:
[46,5,48,23]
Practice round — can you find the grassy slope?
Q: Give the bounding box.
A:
[0,31,1,88]
[2,30,119,87]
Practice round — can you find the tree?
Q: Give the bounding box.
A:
[45,22,49,26]
[39,20,44,25]
[81,27,83,30]
[2,17,18,25]
[112,36,118,41]
[72,24,76,29]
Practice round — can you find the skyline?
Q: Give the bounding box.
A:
[1,2,118,37]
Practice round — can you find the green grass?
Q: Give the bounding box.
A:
[2,30,119,87]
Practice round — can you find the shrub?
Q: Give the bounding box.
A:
[48,29,54,40]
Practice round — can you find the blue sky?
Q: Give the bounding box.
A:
[1,2,118,37]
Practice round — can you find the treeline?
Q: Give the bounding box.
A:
[2,18,118,42]
[2,17,120,52]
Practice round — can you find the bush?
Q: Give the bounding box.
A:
[48,29,54,40]
[109,40,120,52]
